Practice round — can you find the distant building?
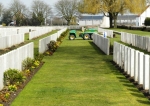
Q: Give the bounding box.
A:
[117,15,138,26]
[79,15,103,26]
[117,5,150,26]
[79,5,150,27]
[136,5,150,26]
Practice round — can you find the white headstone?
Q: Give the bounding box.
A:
[143,54,149,90]
[0,55,4,90]
[138,52,144,85]
[134,50,139,82]
[130,49,135,77]
[127,47,131,75]
[124,46,128,72]
[121,45,125,69]
[148,37,150,52]
[119,44,122,67]
[117,43,120,65]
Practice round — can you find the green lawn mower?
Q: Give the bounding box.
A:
[69,28,98,40]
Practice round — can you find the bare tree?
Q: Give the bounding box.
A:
[31,0,52,25]
[9,0,27,14]
[9,0,28,25]
[0,2,3,18]
[1,9,13,25]
[55,0,79,25]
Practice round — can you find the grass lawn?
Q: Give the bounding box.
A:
[11,33,150,106]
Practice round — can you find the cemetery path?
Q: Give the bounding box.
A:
[11,37,150,106]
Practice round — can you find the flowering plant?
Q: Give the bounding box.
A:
[8,85,17,92]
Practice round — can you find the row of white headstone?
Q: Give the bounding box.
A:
[0,27,49,49]
[39,28,67,53]
[0,42,34,90]
[98,28,114,38]
[0,26,65,38]
[0,28,18,37]
[29,27,54,40]
[93,33,110,55]
[0,26,66,49]
[0,27,34,37]
[113,42,150,93]
[0,27,65,90]
[121,32,150,52]
[0,33,24,49]
[28,26,66,40]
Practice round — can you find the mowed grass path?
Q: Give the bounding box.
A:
[11,36,150,106]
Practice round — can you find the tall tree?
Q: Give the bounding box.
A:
[1,9,12,25]
[55,0,79,25]
[30,12,44,26]
[31,0,52,25]
[78,0,101,14]
[0,2,4,24]
[9,0,28,26]
[0,3,3,16]
[31,12,37,26]
[78,0,146,28]
[37,11,44,25]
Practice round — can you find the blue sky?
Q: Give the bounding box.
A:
[1,0,58,9]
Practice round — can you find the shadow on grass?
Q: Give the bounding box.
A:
[116,76,126,79]
[127,88,142,93]
[118,79,130,83]
[131,93,146,98]
[34,47,39,56]
[111,63,150,104]
[123,84,135,88]
[88,41,106,55]
[137,100,150,105]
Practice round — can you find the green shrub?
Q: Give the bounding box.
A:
[144,17,150,26]
[22,57,34,70]
[47,40,58,52]
[57,37,63,42]
[35,53,44,62]
[4,69,26,85]
[60,32,65,37]
[32,60,40,69]
[57,30,68,42]
[5,92,10,99]
[8,84,17,92]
